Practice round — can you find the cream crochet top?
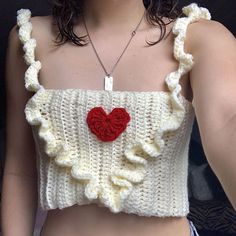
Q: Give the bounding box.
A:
[16,3,211,217]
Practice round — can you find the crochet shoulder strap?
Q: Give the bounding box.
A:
[16,9,43,93]
[164,3,211,106]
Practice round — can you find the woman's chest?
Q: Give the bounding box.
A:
[35,29,192,103]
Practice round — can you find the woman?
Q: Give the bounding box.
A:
[1,0,236,236]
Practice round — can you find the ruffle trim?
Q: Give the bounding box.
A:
[17,4,211,213]
[17,9,42,92]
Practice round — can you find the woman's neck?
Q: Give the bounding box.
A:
[82,0,147,31]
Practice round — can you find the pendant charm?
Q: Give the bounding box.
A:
[104,75,113,91]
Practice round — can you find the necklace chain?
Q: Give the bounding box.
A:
[82,10,146,78]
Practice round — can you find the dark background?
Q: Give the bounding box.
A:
[0,1,236,235]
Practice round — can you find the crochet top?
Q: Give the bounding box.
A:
[16,3,211,217]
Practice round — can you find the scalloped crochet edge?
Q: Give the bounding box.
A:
[16,3,211,214]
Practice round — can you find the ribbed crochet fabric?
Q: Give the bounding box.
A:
[16,3,211,217]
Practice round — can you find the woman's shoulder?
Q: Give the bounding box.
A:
[12,9,54,37]
[172,3,234,56]
[30,14,53,32]
[14,9,58,57]
[31,14,56,50]
[29,13,56,44]
[186,18,234,57]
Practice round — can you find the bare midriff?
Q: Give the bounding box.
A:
[40,203,191,236]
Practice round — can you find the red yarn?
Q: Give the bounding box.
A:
[86,107,131,142]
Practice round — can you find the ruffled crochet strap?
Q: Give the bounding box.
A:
[16,9,43,93]
[165,2,211,112]
[162,2,211,130]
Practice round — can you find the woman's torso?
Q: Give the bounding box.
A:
[31,14,193,236]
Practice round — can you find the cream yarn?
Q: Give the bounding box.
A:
[16,3,211,216]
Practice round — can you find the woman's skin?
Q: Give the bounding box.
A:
[2,0,236,236]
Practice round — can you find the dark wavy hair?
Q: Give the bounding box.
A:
[51,0,183,47]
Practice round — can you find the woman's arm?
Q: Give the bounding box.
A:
[1,24,38,236]
[187,19,236,210]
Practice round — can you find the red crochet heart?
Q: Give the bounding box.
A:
[86,107,131,142]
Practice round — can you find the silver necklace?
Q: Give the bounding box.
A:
[82,10,146,91]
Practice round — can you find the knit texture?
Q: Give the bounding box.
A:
[16,3,211,217]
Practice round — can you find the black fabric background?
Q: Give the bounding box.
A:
[0,1,236,235]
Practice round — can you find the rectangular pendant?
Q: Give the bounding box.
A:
[104,75,113,91]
